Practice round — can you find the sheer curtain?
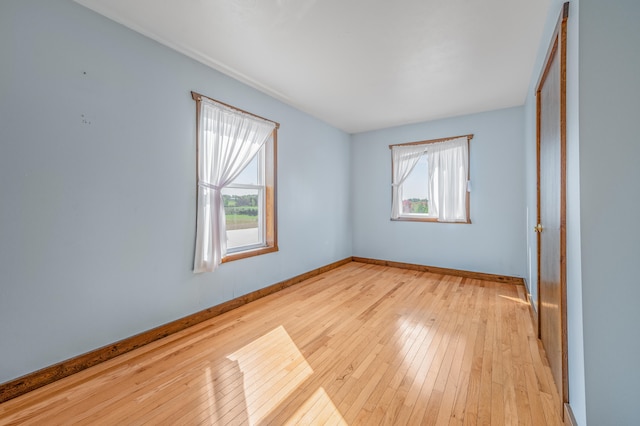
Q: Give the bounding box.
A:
[194,98,276,273]
[427,137,469,222]
[391,145,427,219]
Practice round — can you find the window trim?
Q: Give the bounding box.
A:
[192,91,279,264]
[389,134,472,224]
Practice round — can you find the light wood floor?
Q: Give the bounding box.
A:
[0,262,563,425]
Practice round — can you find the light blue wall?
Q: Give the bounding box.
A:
[579,1,640,424]
[524,1,587,424]
[351,107,527,277]
[0,0,352,383]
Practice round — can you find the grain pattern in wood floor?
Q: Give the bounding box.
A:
[0,262,563,425]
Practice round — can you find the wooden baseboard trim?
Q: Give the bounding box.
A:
[0,257,352,404]
[352,257,525,285]
[0,256,523,403]
[564,403,578,426]
[525,290,539,335]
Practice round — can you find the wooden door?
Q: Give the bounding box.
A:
[536,2,569,414]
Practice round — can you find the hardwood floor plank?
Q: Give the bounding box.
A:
[448,282,483,425]
[0,262,562,426]
[477,285,496,426]
[461,284,488,426]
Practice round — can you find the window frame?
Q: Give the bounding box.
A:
[390,134,472,224]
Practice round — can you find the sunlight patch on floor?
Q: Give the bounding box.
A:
[227,325,314,424]
[284,387,348,425]
[499,294,529,305]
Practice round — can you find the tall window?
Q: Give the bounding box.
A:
[192,91,278,273]
[390,135,471,223]
[223,136,275,254]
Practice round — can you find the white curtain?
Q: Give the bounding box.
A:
[391,145,426,219]
[427,137,469,222]
[193,98,275,273]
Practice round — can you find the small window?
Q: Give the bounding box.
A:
[390,135,471,223]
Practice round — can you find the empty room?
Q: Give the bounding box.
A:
[1,0,639,425]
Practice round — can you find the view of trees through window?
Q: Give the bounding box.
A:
[403,198,429,214]
[400,153,432,216]
[221,148,266,251]
[224,193,259,230]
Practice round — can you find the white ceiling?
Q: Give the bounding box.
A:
[75,0,551,134]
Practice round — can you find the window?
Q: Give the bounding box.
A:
[192,91,278,273]
[398,152,433,218]
[223,150,264,251]
[390,135,471,223]
[223,133,277,261]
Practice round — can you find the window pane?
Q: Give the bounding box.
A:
[222,187,263,250]
[232,150,260,185]
[401,154,430,215]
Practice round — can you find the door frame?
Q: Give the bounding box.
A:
[536,1,569,413]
